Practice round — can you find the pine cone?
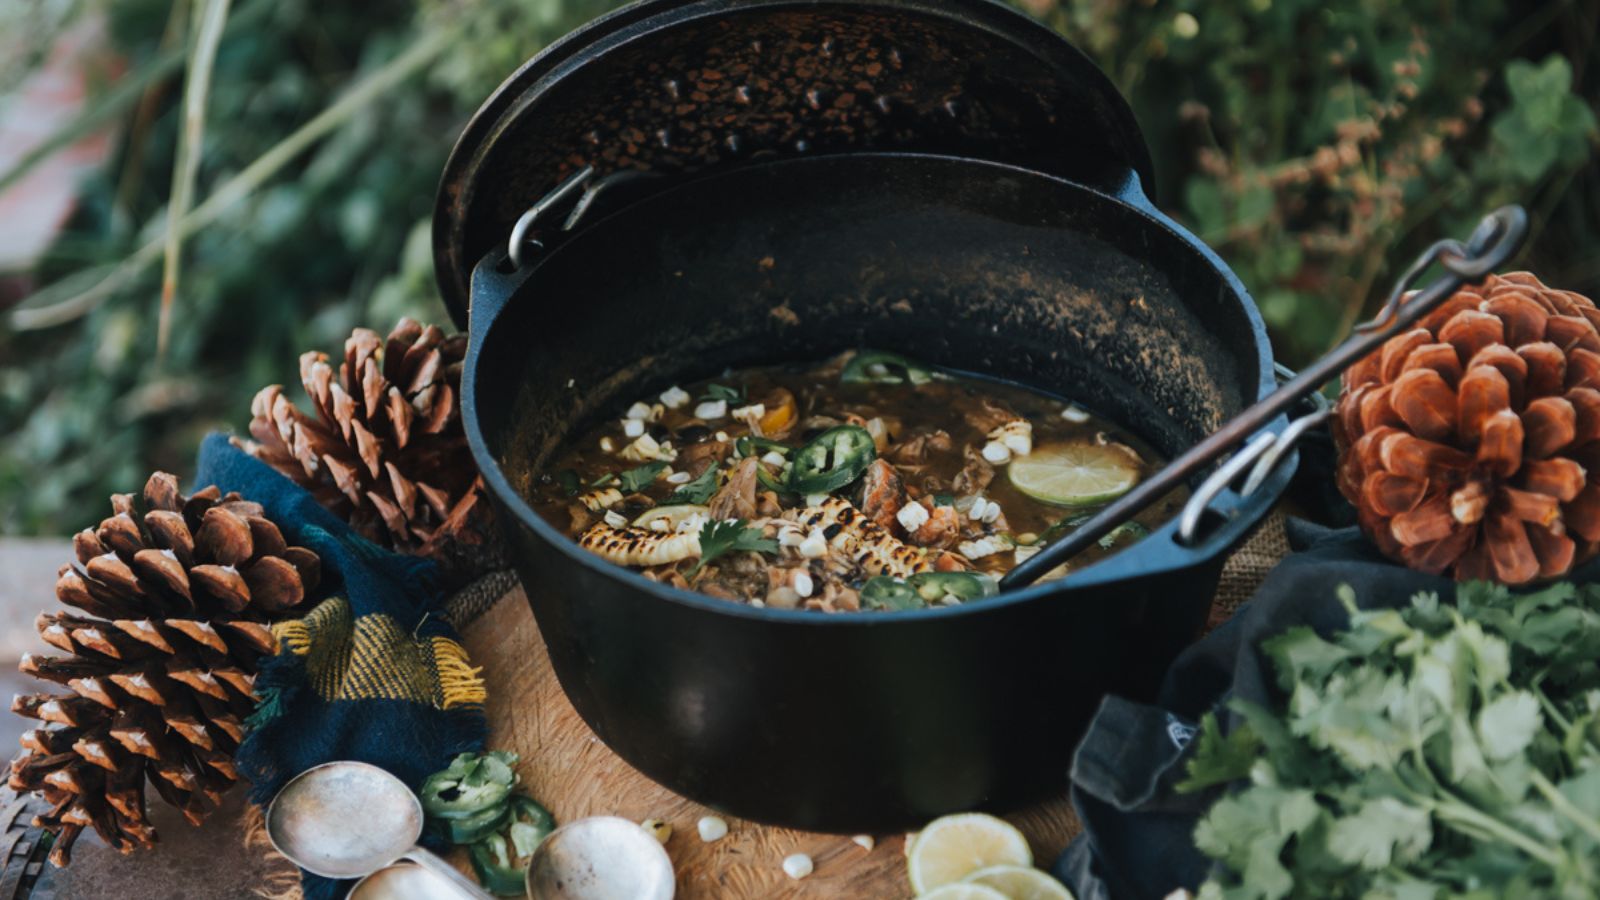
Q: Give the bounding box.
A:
[239,318,501,579]
[1335,271,1600,584]
[7,473,317,866]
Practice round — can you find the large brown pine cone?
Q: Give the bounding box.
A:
[7,473,316,866]
[1335,272,1600,584]
[239,318,501,579]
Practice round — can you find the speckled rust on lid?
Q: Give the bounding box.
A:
[431,0,1158,328]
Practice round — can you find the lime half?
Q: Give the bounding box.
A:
[908,813,1033,895]
[919,886,1010,900]
[1007,440,1142,507]
[964,864,1075,900]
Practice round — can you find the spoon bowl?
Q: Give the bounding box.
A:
[525,816,674,900]
[266,760,493,899]
[267,760,423,879]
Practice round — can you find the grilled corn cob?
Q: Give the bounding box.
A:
[795,497,935,577]
[578,523,702,566]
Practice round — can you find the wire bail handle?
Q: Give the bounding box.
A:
[1000,204,1528,590]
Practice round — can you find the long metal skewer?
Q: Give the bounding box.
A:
[1000,205,1529,590]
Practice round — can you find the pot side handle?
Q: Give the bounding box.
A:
[466,250,535,349]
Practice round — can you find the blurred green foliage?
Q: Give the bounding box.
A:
[0,0,1595,534]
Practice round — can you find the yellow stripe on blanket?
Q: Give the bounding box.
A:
[267,597,485,710]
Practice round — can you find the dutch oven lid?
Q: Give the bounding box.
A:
[433,0,1157,328]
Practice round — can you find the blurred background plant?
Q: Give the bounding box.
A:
[0,0,1595,535]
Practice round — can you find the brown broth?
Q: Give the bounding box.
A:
[528,354,1185,608]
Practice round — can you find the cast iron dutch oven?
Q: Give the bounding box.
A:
[434,0,1294,831]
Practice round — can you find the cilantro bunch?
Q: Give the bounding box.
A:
[1179,581,1600,899]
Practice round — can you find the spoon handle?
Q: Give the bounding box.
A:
[401,845,498,900]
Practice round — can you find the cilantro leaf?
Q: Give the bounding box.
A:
[618,461,667,493]
[1327,797,1432,870]
[1477,691,1542,761]
[687,519,778,577]
[1177,712,1261,794]
[700,383,745,404]
[665,466,719,505]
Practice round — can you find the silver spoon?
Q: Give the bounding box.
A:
[266,760,492,899]
[524,816,675,900]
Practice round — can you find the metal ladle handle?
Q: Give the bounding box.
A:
[1000,204,1530,590]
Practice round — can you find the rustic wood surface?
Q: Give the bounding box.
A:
[456,583,1082,899]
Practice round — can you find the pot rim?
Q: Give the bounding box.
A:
[460,151,1289,626]
[433,0,1158,329]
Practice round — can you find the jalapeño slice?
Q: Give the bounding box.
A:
[786,425,876,494]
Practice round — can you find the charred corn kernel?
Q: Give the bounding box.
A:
[731,403,766,432]
[782,853,814,880]
[852,835,875,850]
[959,534,1014,560]
[777,525,805,547]
[623,418,646,438]
[578,487,624,512]
[989,420,1033,456]
[697,816,728,842]
[660,386,691,409]
[641,819,673,843]
[798,530,828,559]
[620,433,676,462]
[695,400,727,420]
[981,441,1012,464]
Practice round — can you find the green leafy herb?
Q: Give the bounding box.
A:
[618,461,667,493]
[666,467,719,505]
[688,519,778,577]
[589,473,617,489]
[701,383,745,404]
[1181,580,1600,899]
[553,470,581,497]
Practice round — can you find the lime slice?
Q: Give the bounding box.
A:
[918,886,1009,900]
[1007,440,1142,507]
[963,864,1075,900]
[907,813,1032,895]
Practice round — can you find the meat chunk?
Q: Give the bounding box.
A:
[678,440,731,476]
[952,444,995,495]
[965,396,1021,433]
[909,503,962,549]
[888,429,952,466]
[859,459,905,532]
[709,457,760,520]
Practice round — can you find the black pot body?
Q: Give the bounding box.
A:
[460,153,1290,830]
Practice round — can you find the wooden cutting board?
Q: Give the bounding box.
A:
[456,583,1082,898]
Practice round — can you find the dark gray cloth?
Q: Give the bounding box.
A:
[1053,520,1600,899]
